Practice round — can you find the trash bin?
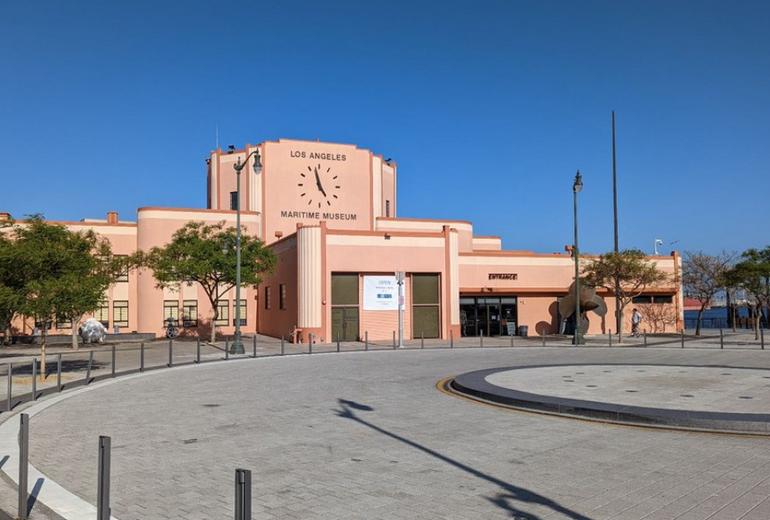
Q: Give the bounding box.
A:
[518,325,528,337]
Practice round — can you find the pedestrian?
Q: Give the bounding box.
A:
[631,308,642,337]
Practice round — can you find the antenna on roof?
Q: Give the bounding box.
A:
[215,124,219,150]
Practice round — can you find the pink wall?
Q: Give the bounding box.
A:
[324,230,447,341]
[258,235,299,339]
[136,207,261,337]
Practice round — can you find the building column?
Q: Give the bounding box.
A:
[297,224,324,343]
[444,226,461,340]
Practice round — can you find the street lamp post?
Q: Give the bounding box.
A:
[230,148,262,354]
[573,170,584,346]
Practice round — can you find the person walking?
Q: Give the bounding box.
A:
[631,308,642,337]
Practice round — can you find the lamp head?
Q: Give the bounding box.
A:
[252,148,262,174]
[573,170,583,193]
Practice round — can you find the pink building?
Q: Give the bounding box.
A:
[9,138,683,341]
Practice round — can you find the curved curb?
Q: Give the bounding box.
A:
[449,363,770,435]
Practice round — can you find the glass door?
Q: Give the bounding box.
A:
[486,300,501,336]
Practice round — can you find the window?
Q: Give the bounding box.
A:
[385,200,391,217]
[94,302,109,327]
[331,274,359,306]
[56,316,71,329]
[216,301,229,325]
[230,191,238,210]
[264,286,271,310]
[113,301,129,327]
[182,300,198,327]
[632,294,674,304]
[234,299,247,326]
[279,284,287,310]
[163,300,179,324]
[115,254,129,282]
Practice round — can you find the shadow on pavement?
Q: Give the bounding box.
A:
[334,398,592,520]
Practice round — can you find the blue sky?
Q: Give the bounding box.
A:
[1,1,768,255]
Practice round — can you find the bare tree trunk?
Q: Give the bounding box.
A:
[71,317,79,350]
[617,304,625,342]
[731,303,737,332]
[754,304,760,340]
[209,301,218,344]
[696,305,706,336]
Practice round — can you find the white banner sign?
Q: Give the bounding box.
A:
[363,275,398,311]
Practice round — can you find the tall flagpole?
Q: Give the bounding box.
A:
[611,111,620,335]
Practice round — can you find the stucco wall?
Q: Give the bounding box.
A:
[259,235,299,340]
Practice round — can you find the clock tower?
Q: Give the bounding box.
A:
[207,138,397,243]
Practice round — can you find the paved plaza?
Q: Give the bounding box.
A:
[1,345,770,519]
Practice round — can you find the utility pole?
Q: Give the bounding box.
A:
[611,111,621,335]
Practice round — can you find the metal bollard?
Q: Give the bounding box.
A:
[542,333,546,347]
[450,330,454,348]
[196,337,201,363]
[234,468,252,520]
[252,335,257,358]
[6,363,11,412]
[168,339,173,367]
[57,354,62,392]
[681,330,685,349]
[421,331,424,349]
[111,345,116,377]
[281,336,285,355]
[720,329,724,349]
[762,328,765,350]
[609,330,612,347]
[140,342,145,372]
[309,334,313,354]
[97,436,111,520]
[393,330,396,349]
[86,350,93,384]
[31,359,37,401]
[225,338,230,360]
[510,334,514,348]
[336,336,340,352]
[18,413,29,520]
[365,331,369,351]
[480,332,483,348]
[643,331,647,347]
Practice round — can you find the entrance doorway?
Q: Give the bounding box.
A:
[460,296,518,336]
[331,307,359,341]
[331,273,359,341]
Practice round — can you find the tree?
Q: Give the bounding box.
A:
[0,228,24,345]
[682,251,734,336]
[726,247,770,340]
[582,249,669,342]
[637,303,677,333]
[12,217,125,373]
[143,221,276,343]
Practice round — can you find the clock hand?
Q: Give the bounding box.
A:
[314,168,327,197]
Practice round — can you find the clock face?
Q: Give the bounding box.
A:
[298,163,341,209]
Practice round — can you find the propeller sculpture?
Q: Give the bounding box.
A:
[558,282,608,333]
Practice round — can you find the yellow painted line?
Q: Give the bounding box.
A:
[436,377,770,439]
